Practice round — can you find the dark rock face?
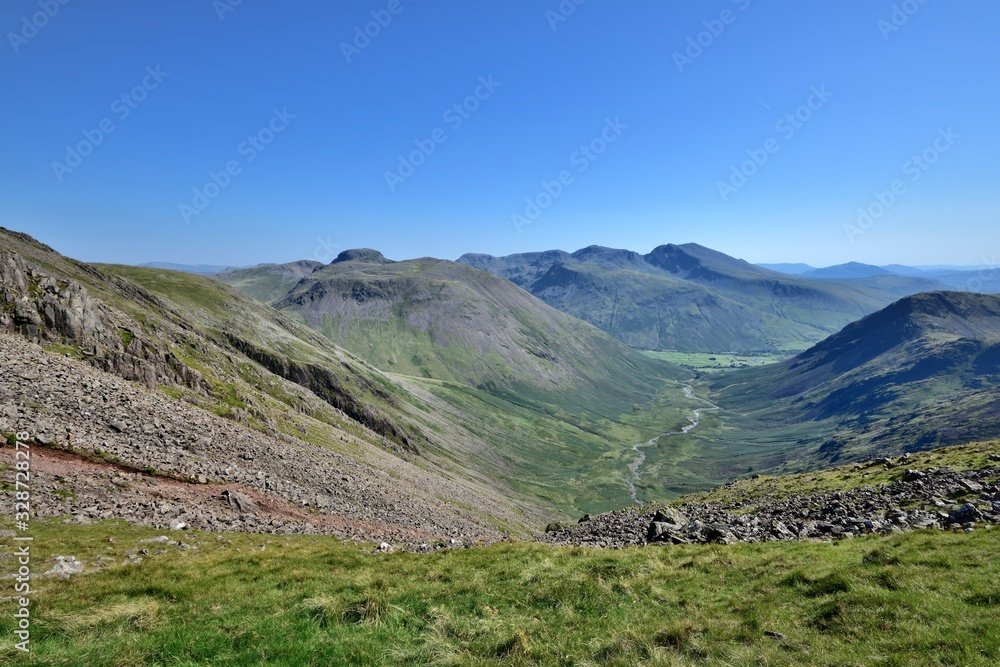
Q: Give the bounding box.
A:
[0,250,102,343]
[0,249,208,393]
[540,463,1000,549]
[222,332,422,455]
[331,249,391,265]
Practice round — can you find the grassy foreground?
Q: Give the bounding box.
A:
[2,520,999,665]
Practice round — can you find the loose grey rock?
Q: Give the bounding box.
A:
[43,556,84,579]
[948,504,983,525]
[541,463,1000,549]
[222,490,258,515]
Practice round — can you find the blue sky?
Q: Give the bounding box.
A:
[1,0,997,267]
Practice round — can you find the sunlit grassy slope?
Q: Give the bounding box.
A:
[5,441,1000,666]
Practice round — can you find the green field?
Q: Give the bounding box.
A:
[642,350,792,372]
[4,519,999,666]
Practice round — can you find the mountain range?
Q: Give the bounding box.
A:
[214,239,1000,497]
[220,244,954,355]
[456,244,950,353]
[5,227,1000,518]
[761,260,1000,293]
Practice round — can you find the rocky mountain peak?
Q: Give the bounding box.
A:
[331,249,391,265]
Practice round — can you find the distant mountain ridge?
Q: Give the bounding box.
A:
[459,244,949,353]
[756,263,815,274]
[216,241,989,356]
[761,260,1000,293]
[271,253,677,397]
[217,260,324,303]
[140,261,234,275]
[802,262,892,279]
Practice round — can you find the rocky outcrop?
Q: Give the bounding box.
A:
[0,249,207,393]
[222,332,423,455]
[331,249,392,265]
[0,250,102,343]
[541,461,1000,549]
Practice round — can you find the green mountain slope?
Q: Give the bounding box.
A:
[269,249,703,512]
[0,227,557,532]
[124,256,691,514]
[459,243,952,353]
[706,291,1000,470]
[272,251,678,399]
[215,260,323,303]
[528,260,823,352]
[594,291,1000,498]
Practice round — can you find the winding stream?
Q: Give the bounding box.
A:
[626,382,719,505]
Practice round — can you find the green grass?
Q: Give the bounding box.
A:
[96,265,233,318]
[3,519,999,665]
[118,329,134,349]
[40,342,82,358]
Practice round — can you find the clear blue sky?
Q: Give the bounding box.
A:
[2,1,997,267]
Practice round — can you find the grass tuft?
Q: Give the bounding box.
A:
[299,595,340,628]
[57,598,161,633]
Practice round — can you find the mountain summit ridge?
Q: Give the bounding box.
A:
[457,243,949,353]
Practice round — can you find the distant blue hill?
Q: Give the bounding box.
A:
[880,264,926,276]
[803,262,891,279]
[139,262,238,276]
[756,263,814,275]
